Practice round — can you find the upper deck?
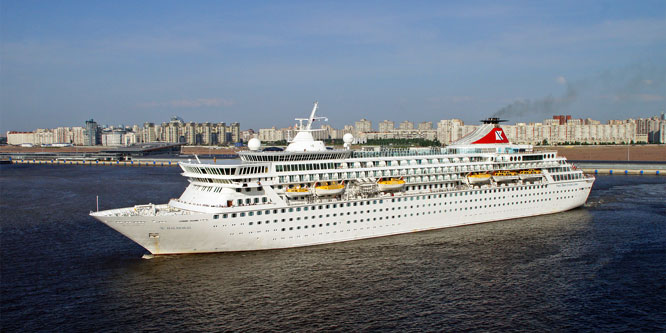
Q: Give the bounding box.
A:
[239,150,351,162]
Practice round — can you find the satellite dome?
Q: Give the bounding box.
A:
[248,138,262,151]
[343,133,354,144]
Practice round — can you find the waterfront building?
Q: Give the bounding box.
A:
[500,119,640,145]
[355,119,372,134]
[215,123,228,145]
[378,120,395,132]
[222,122,240,144]
[101,130,124,147]
[418,121,433,131]
[54,127,71,144]
[163,117,184,143]
[70,127,85,145]
[241,129,255,143]
[436,119,473,145]
[635,116,664,143]
[6,112,662,147]
[142,123,157,143]
[123,132,139,146]
[259,127,285,142]
[399,120,414,130]
[83,119,100,146]
[6,131,36,145]
[184,122,196,144]
[32,129,54,145]
[553,115,572,125]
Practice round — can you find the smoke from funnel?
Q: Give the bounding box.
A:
[493,84,577,119]
[492,63,664,120]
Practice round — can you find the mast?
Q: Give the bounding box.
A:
[306,101,318,130]
[295,101,326,131]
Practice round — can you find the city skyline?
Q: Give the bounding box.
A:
[1,1,665,134]
[6,112,665,147]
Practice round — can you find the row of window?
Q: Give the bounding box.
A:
[553,173,583,181]
[272,155,556,175]
[275,157,494,174]
[212,184,567,220]
[276,163,517,180]
[184,166,236,175]
[185,165,269,176]
[186,158,563,189]
[242,151,350,162]
[275,162,341,172]
[548,166,573,173]
[222,196,574,234]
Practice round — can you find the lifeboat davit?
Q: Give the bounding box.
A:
[285,186,311,199]
[314,181,345,196]
[377,177,406,192]
[492,170,519,183]
[467,172,491,184]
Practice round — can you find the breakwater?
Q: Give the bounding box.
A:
[573,161,665,176]
[583,168,661,175]
[10,159,180,167]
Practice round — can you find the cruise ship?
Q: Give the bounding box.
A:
[91,102,595,254]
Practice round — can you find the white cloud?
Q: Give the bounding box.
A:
[556,76,567,85]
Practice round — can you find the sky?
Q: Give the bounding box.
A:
[1,1,665,133]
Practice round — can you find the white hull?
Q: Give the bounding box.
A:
[90,109,594,255]
[92,179,593,254]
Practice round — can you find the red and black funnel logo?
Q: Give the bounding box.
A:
[472,128,509,144]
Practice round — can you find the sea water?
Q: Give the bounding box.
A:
[1,165,664,331]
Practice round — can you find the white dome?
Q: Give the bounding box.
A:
[248,138,261,151]
[343,133,354,144]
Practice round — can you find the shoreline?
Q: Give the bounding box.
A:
[3,144,665,176]
[5,157,664,176]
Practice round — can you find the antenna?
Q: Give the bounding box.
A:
[306,101,318,130]
[194,154,201,163]
[295,101,328,131]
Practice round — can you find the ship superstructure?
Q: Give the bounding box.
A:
[91,103,595,254]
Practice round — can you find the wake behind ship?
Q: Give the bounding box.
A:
[91,102,595,254]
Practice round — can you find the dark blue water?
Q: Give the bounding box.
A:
[1,165,665,332]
